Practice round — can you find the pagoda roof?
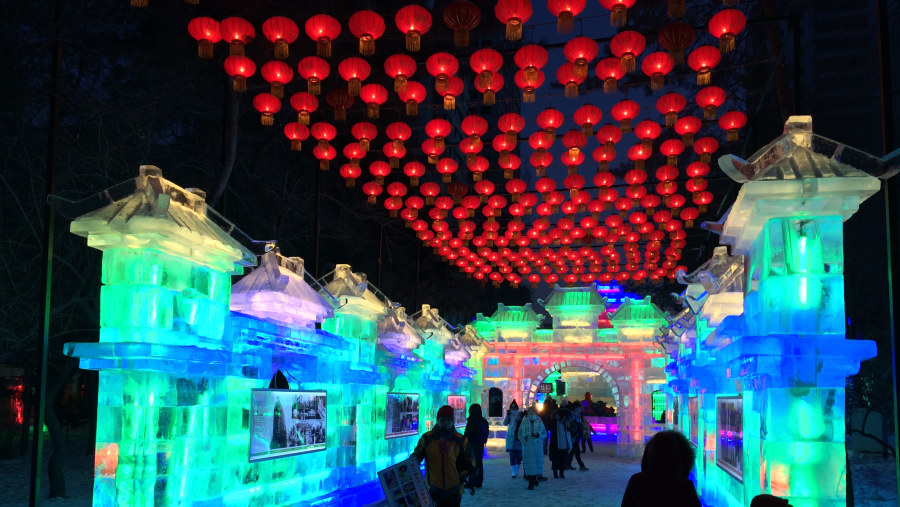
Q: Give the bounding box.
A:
[540,284,606,311]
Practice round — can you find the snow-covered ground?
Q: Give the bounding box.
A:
[1,432,896,506]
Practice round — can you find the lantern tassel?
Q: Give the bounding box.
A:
[130,0,147,7]
[335,108,346,122]
[666,112,677,127]
[621,54,636,73]
[232,76,247,93]
[360,35,375,56]
[349,78,361,97]
[197,41,213,59]
[290,140,302,151]
[603,78,617,94]
[506,132,517,146]
[703,105,717,121]
[557,12,574,34]
[473,172,482,182]
[261,113,274,126]
[298,111,310,125]
[478,71,493,90]
[682,133,694,147]
[359,139,369,152]
[229,41,244,57]
[727,130,739,142]
[582,124,592,137]
[524,66,537,82]
[504,170,514,179]
[536,167,546,177]
[317,38,332,58]
[394,75,408,93]
[454,30,470,47]
[523,88,535,103]
[435,75,449,94]
[366,103,380,119]
[274,40,289,60]
[565,83,578,98]
[308,78,321,96]
[406,100,418,116]
[320,159,330,171]
[483,90,496,106]
[406,31,421,52]
[270,83,284,99]
[506,19,523,41]
[619,119,632,133]
[442,174,451,183]
[611,6,627,27]
[574,60,588,80]
[720,33,735,53]
[667,155,678,166]
[651,74,664,90]
[443,95,456,110]
[428,155,438,165]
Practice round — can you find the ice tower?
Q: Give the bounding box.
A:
[663,117,896,506]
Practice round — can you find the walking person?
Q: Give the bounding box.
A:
[540,397,557,456]
[463,403,489,488]
[567,403,589,471]
[516,406,547,490]
[549,404,573,478]
[621,430,701,507]
[581,409,596,453]
[502,400,523,478]
[410,405,476,507]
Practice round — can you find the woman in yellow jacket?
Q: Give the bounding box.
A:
[411,405,476,507]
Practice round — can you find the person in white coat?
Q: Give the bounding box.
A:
[517,406,547,490]
[502,400,523,478]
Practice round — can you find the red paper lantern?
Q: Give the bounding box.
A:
[368,160,392,186]
[348,10,385,56]
[468,156,490,181]
[399,81,427,116]
[474,71,504,106]
[660,138,685,166]
[658,22,695,64]
[360,83,388,118]
[573,104,602,137]
[187,17,221,59]
[395,5,432,52]
[547,0,586,33]
[425,118,453,151]
[435,75,464,110]
[343,142,365,168]
[530,150,553,177]
[436,158,458,183]
[312,144,336,171]
[537,108,564,137]
[459,137,483,165]
[709,9,746,53]
[611,99,639,133]
[693,190,714,212]
[687,45,721,85]
[223,55,255,93]
[383,141,407,169]
[420,181,441,205]
[592,146,616,172]
[470,49,504,90]
[310,122,336,151]
[289,92,318,125]
[693,136,719,164]
[261,61,293,99]
[560,149,585,176]
[262,16,299,60]
[220,17,254,56]
[305,14,341,58]
[641,193,661,214]
[498,113,526,146]
[495,0,533,40]
[426,52,459,93]
[297,56,330,96]
[656,92,686,127]
[680,207,699,228]
[339,163,361,187]
[626,145,650,171]
[515,44,549,81]
[384,196,404,217]
[283,122,309,151]
[596,123,622,150]
[443,1,481,47]
[422,137,445,164]
[696,86,726,120]
[609,30,646,73]
[634,120,661,150]
[351,122,377,152]
[641,52,675,90]
[686,161,710,179]
[514,69,544,103]
[563,174,585,200]
[325,89,354,121]
[675,116,702,147]
[563,36,599,80]
[595,57,625,93]
[557,62,585,98]
[598,0,636,27]
[384,54,417,94]
[253,93,281,126]
[338,57,371,96]
[718,111,747,141]
[506,179,528,202]
[362,181,383,204]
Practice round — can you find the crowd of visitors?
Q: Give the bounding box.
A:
[410,401,793,507]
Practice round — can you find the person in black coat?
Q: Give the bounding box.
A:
[621,430,701,507]
[463,403,488,488]
[540,397,557,456]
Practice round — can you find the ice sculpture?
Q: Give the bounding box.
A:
[662,117,886,507]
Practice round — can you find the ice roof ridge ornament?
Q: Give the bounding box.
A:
[718,115,900,182]
[676,245,743,296]
[62,165,255,273]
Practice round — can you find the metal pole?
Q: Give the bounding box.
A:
[31,0,63,503]
[876,0,899,494]
[314,166,320,278]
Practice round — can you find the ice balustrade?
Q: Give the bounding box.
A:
[59,166,485,506]
[659,117,895,507]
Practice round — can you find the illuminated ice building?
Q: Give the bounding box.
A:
[61,117,897,506]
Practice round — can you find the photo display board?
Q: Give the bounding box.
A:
[378,458,433,507]
[249,389,326,462]
[716,396,743,481]
[447,395,467,428]
[386,393,420,439]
